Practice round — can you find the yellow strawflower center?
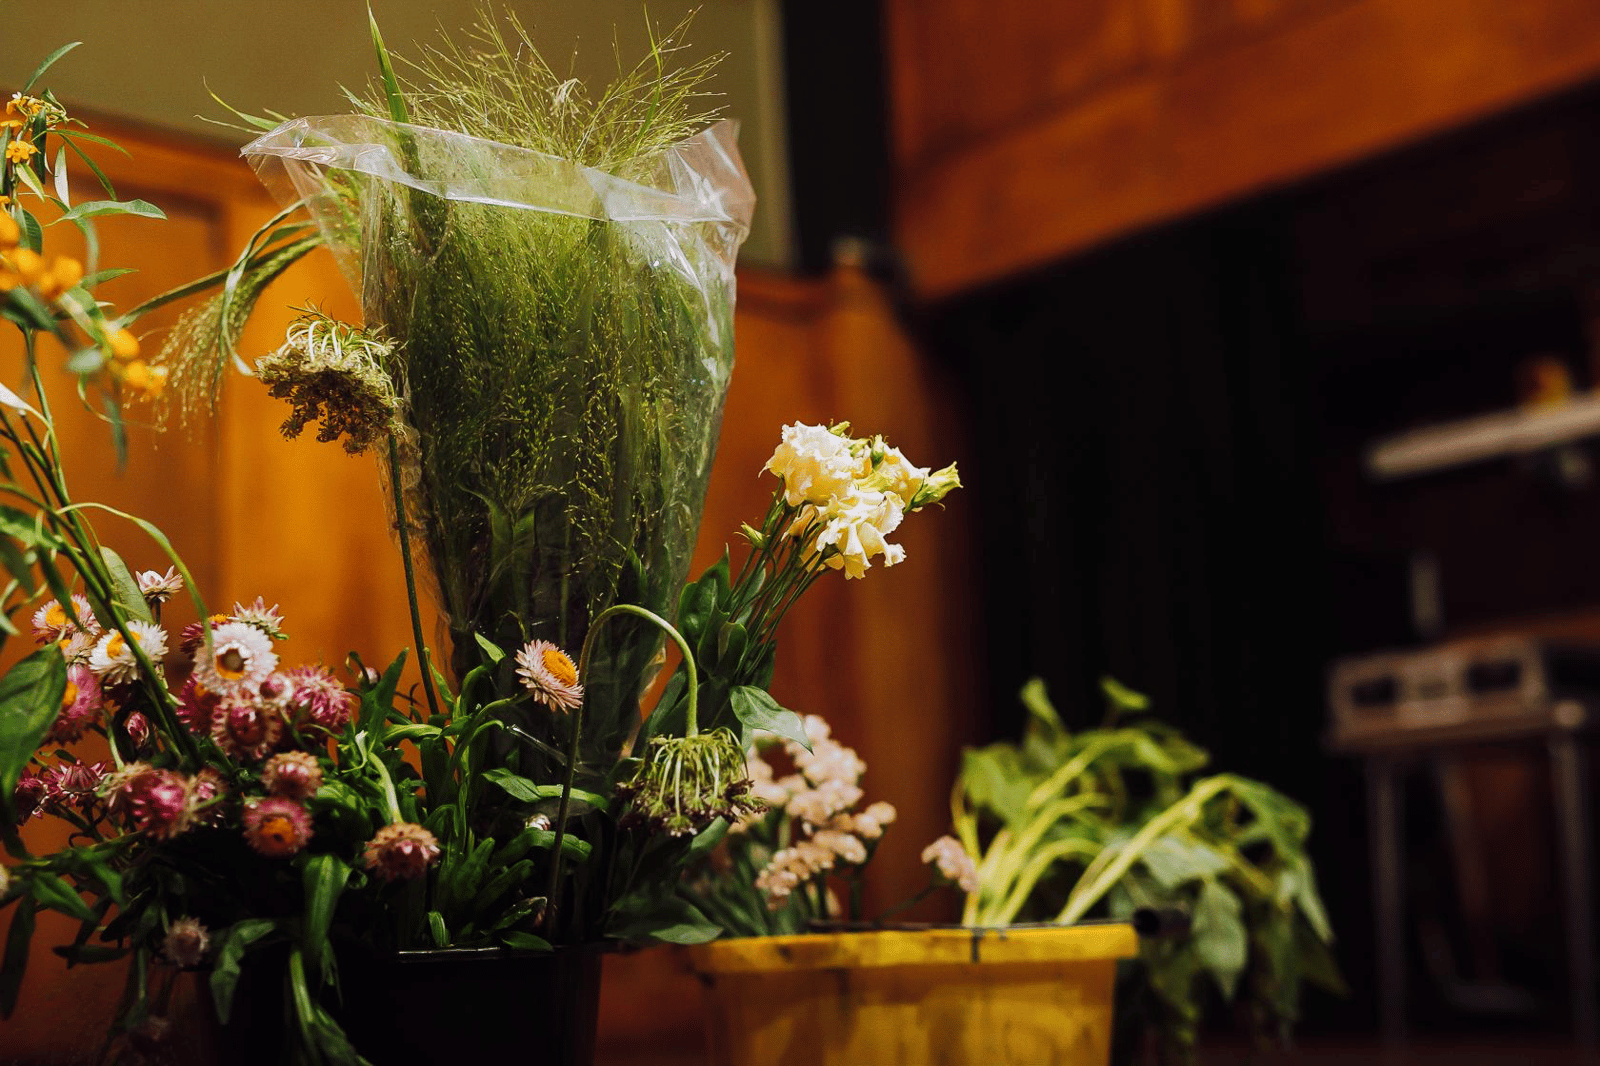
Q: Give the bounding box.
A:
[257,816,297,854]
[216,647,248,681]
[542,647,578,687]
[45,602,67,627]
[61,681,77,709]
[106,633,126,658]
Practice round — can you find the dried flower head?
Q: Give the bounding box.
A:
[515,639,583,712]
[617,729,761,837]
[255,309,401,455]
[122,711,153,753]
[108,766,197,840]
[230,597,287,641]
[12,771,45,824]
[48,664,102,744]
[283,665,354,734]
[243,797,313,857]
[193,621,279,697]
[162,917,210,968]
[137,566,184,606]
[174,675,220,734]
[41,760,108,813]
[261,751,323,800]
[210,696,286,762]
[87,621,168,687]
[362,822,441,882]
[31,594,96,645]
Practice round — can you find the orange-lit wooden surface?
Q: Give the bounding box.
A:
[0,123,979,1063]
[682,927,1137,1066]
[888,0,1600,298]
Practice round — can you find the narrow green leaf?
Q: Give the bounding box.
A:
[301,854,350,978]
[0,897,37,1017]
[481,768,607,810]
[22,43,81,91]
[52,199,164,224]
[474,631,506,664]
[368,6,411,124]
[51,147,68,206]
[498,931,551,951]
[427,910,448,948]
[28,872,94,922]
[208,918,278,1024]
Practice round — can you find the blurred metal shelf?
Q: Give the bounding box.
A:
[1366,394,1600,481]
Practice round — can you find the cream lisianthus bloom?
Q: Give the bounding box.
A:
[766,422,868,507]
[863,439,929,504]
[814,487,906,579]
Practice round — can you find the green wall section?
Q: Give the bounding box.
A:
[0,0,793,267]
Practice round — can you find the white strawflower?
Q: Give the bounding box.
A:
[515,639,583,712]
[137,567,184,606]
[766,423,868,507]
[193,621,279,697]
[88,621,168,686]
[922,835,979,894]
[32,594,97,644]
[161,917,210,967]
[814,487,906,579]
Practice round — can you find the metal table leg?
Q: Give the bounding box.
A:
[1368,756,1406,1050]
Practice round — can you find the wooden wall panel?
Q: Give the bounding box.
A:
[889,0,1600,298]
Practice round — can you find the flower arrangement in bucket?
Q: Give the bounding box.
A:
[0,14,962,1065]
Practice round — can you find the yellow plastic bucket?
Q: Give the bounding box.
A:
[683,924,1138,1066]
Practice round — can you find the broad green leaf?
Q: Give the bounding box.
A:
[481,768,607,811]
[473,631,506,664]
[1191,879,1247,1000]
[208,919,278,1024]
[0,647,66,824]
[427,910,448,948]
[610,895,721,946]
[729,686,809,751]
[97,545,152,623]
[1139,836,1229,891]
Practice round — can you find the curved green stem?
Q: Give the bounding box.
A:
[543,602,699,932]
[387,433,442,723]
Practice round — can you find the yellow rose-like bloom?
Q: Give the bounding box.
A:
[5,140,38,165]
[109,329,140,361]
[0,211,18,251]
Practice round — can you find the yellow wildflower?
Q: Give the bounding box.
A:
[109,329,140,361]
[5,139,37,165]
[10,248,45,287]
[0,211,18,251]
[6,94,42,118]
[34,256,83,300]
[119,361,168,399]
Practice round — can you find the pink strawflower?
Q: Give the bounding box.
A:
[260,752,322,800]
[258,672,294,709]
[161,917,209,967]
[41,760,108,812]
[209,697,285,762]
[179,615,229,659]
[48,664,102,744]
[921,835,979,894]
[174,675,220,734]
[12,771,45,824]
[361,822,440,882]
[243,797,312,857]
[111,766,197,840]
[284,666,354,734]
[192,622,278,698]
[514,640,583,712]
[123,712,152,753]
[193,767,228,825]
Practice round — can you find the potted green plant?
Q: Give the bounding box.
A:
[954,678,1344,1063]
